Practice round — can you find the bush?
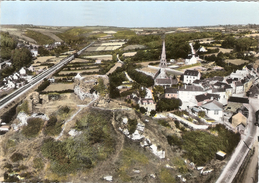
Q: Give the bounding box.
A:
[16,100,29,114]
[58,106,70,114]
[158,120,170,128]
[33,158,44,170]
[128,119,138,134]
[10,152,24,162]
[36,79,50,92]
[22,118,44,138]
[139,107,147,114]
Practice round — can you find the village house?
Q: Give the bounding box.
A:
[164,87,178,99]
[178,85,205,109]
[138,98,156,112]
[183,70,201,84]
[200,100,223,121]
[195,93,220,106]
[231,112,247,132]
[19,67,27,76]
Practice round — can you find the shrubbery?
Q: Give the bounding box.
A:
[128,119,138,134]
[156,98,182,112]
[41,109,115,175]
[166,124,240,165]
[36,79,50,92]
[22,118,44,138]
[10,152,24,162]
[16,100,29,114]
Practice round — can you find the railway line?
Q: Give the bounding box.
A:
[0,41,94,110]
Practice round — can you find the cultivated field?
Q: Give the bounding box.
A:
[43,83,74,92]
[86,42,126,52]
[84,55,112,60]
[224,59,249,65]
[58,69,99,75]
[123,44,146,51]
[70,58,90,63]
[1,28,37,43]
[27,28,63,42]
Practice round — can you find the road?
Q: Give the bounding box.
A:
[0,42,94,111]
[216,98,258,183]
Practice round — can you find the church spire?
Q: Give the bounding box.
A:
[159,39,167,68]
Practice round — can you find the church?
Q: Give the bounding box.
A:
[153,40,177,88]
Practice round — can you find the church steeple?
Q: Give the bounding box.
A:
[159,39,167,68]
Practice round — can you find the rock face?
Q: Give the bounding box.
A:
[116,110,166,159]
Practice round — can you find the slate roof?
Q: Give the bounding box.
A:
[165,87,178,94]
[212,76,224,82]
[155,78,172,85]
[246,65,253,71]
[249,84,259,97]
[236,81,243,87]
[228,97,249,104]
[184,69,199,76]
[179,85,204,92]
[201,100,223,111]
[195,93,220,102]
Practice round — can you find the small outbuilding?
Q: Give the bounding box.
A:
[216,151,226,160]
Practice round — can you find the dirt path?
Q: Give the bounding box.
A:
[105,62,122,76]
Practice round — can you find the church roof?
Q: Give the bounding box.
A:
[155,78,172,85]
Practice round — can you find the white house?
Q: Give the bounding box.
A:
[12,72,20,80]
[139,98,156,112]
[7,80,15,88]
[201,100,223,121]
[30,49,38,57]
[19,67,26,75]
[183,70,201,84]
[178,85,205,109]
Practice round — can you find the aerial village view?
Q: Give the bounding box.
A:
[0,1,259,183]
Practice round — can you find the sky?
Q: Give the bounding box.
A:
[1,1,259,28]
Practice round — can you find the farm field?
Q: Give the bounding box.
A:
[123,44,146,51]
[43,83,74,92]
[1,28,37,43]
[58,69,99,75]
[84,55,112,60]
[70,58,90,63]
[86,42,126,51]
[27,28,63,42]
[224,59,249,65]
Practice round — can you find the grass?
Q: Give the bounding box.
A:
[25,30,55,45]
[172,156,188,174]
[158,168,176,183]
[176,63,201,70]
[117,147,149,182]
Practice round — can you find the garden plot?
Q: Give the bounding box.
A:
[43,83,74,92]
[123,45,146,51]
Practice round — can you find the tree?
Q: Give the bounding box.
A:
[150,110,156,117]
[12,48,32,70]
[152,85,164,102]
[140,107,147,114]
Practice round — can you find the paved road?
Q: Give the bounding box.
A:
[216,98,258,183]
[0,42,94,111]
